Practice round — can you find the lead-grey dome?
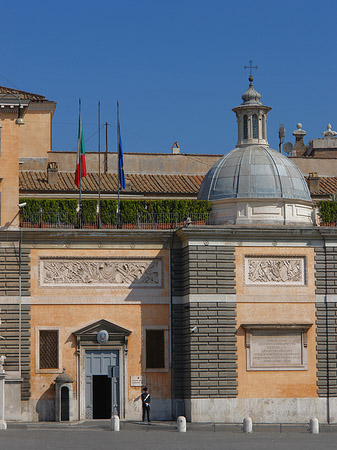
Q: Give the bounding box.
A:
[198,145,312,202]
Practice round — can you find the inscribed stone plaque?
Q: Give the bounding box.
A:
[130,375,146,387]
[245,256,305,286]
[247,331,307,371]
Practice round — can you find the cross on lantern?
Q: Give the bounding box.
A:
[244,60,258,77]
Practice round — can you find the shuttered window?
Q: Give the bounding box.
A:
[39,330,59,369]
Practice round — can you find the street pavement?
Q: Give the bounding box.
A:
[1,421,337,450]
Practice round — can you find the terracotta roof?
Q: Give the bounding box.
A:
[20,171,204,196]
[19,171,337,199]
[305,176,337,196]
[0,86,47,102]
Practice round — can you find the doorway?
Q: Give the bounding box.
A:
[93,375,111,419]
[85,350,119,419]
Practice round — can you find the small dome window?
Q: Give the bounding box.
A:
[252,114,258,139]
[243,115,248,140]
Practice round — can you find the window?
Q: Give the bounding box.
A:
[262,114,266,139]
[36,327,62,373]
[243,115,248,139]
[252,114,258,139]
[143,327,168,372]
[40,330,58,369]
[146,330,164,368]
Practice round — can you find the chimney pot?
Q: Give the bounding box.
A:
[47,162,58,185]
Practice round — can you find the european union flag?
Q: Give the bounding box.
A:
[118,121,125,189]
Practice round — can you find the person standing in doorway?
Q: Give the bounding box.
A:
[141,387,151,422]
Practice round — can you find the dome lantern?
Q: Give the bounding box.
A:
[232,75,271,147]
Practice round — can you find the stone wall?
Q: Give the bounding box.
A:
[316,303,337,397]
[315,246,337,397]
[172,302,237,398]
[315,247,337,295]
[172,245,236,296]
[0,247,30,296]
[0,304,31,400]
[0,245,31,400]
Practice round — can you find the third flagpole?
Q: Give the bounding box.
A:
[117,101,121,228]
[98,101,101,228]
[79,98,82,228]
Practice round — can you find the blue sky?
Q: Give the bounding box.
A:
[2,0,336,156]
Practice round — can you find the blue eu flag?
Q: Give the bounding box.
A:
[118,122,125,189]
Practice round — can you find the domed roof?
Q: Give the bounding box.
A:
[55,371,74,384]
[198,145,311,202]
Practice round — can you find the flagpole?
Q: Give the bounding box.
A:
[79,98,82,228]
[98,101,101,229]
[117,100,121,229]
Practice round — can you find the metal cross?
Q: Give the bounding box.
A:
[244,60,258,77]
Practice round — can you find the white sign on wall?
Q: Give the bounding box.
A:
[130,375,146,387]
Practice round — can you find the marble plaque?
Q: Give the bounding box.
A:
[245,256,305,285]
[247,331,307,370]
[39,257,162,288]
[130,375,146,387]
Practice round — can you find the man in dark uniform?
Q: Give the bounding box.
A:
[141,386,151,422]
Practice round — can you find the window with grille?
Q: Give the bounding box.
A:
[39,330,59,369]
[146,329,165,369]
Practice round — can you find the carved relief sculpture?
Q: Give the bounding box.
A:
[245,256,305,285]
[39,258,162,288]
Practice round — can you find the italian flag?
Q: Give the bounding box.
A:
[74,114,87,188]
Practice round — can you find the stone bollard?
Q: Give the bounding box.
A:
[111,414,120,431]
[310,417,319,434]
[177,416,186,432]
[243,417,253,433]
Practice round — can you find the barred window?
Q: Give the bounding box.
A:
[146,329,165,369]
[39,330,59,369]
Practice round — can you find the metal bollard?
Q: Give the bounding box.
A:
[243,417,253,433]
[111,414,120,431]
[177,416,186,432]
[310,417,319,434]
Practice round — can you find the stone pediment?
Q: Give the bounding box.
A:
[73,319,131,341]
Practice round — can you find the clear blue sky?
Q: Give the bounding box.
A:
[2,0,336,156]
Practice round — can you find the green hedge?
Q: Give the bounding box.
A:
[19,198,211,225]
[318,201,337,224]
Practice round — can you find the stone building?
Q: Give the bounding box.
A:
[0,78,337,424]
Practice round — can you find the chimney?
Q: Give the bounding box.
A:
[307,172,320,193]
[124,178,132,191]
[171,141,180,154]
[47,162,58,185]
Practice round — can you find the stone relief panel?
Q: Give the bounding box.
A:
[245,256,305,286]
[39,257,162,288]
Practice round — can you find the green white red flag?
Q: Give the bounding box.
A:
[74,114,87,187]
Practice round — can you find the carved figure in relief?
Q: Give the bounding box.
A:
[248,258,302,283]
[41,259,160,287]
